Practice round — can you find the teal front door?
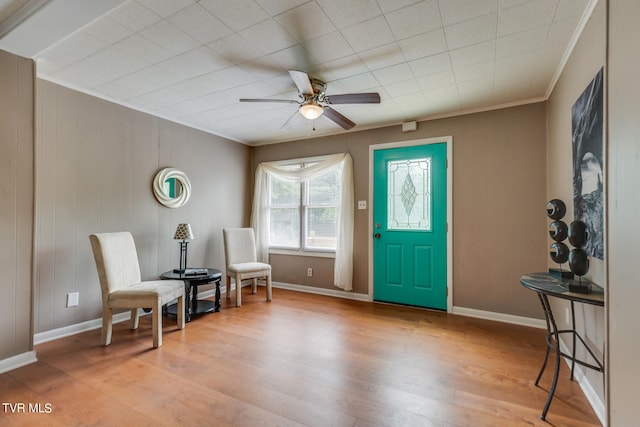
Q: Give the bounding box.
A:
[373,143,447,310]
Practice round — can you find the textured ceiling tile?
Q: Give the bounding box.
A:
[199,0,269,31]
[240,19,298,55]
[135,0,194,18]
[316,0,381,29]
[416,70,456,91]
[112,34,173,65]
[438,0,498,26]
[35,33,109,75]
[255,0,309,16]
[498,0,559,37]
[376,0,424,14]
[444,12,497,50]
[386,0,442,40]
[372,62,414,86]
[274,2,335,42]
[179,46,233,73]
[453,61,494,83]
[358,43,406,71]
[408,52,452,77]
[383,79,421,97]
[107,1,161,32]
[168,3,233,44]
[496,26,548,58]
[209,33,264,63]
[449,40,496,68]
[341,16,395,52]
[556,0,590,20]
[82,17,133,45]
[305,31,355,65]
[139,20,200,55]
[397,29,447,61]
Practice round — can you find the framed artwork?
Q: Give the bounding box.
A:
[571,67,604,259]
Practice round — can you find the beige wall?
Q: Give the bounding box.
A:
[0,50,34,360]
[546,0,606,415]
[254,102,548,318]
[608,0,640,423]
[34,80,251,333]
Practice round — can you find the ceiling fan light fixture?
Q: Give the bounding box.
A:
[299,102,323,120]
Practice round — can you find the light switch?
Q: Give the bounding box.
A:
[358,200,367,210]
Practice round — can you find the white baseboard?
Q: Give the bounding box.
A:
[272,281,373,302]
[34,311,134,345]
[558,339,606,426]
[0,351,37,374]
[452,306,546,329]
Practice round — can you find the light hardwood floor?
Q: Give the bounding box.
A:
[2,288,601,426]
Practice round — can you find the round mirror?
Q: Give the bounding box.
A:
[153,168,191,208]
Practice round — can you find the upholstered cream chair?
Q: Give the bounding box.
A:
[89,232,185,348]
[223,228,272,307]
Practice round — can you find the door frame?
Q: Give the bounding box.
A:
[368,136,453,312]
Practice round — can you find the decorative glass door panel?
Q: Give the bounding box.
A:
[387,158,431,231]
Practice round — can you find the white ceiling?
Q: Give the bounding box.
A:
[3,0,593,145]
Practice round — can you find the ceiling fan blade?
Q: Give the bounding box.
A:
[323,107,356,130]
[239,98,298,104]
[326,93,381,104]
[289,70,314,96]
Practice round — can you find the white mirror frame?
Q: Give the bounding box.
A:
[153,167,191,208]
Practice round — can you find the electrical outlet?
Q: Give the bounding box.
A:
[307,268,313,277]
[67,292,79,307]
[358,200,367,210]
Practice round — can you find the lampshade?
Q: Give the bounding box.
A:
[174,223,194,240]
[299,102,323,120]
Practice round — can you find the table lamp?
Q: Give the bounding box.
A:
[173,223,194,274]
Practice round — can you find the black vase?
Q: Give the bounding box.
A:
[568,248,589,276]
[546,199,567,220]
[549,221,568,242]
[568,220,588,248]
[550,242,570,264]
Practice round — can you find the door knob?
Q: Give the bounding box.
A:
[374,233,381,239]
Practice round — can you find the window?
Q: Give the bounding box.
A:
[268,160,343,251]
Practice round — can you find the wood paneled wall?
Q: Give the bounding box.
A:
[34,80,251,334]
[0,50,34,360]
[253,102,548,319]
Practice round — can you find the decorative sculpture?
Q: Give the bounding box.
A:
[546,199,573,279]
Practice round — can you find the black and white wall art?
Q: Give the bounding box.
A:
[571,67,604,259]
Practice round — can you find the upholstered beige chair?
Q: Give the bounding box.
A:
[89,232,185,348]
[223,228,272,307]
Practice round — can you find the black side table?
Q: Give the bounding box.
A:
[520,272,604,420]
[160,268,222,322]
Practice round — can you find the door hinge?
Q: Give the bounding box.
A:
[446,222,449,232]
[446,287,449,297]
[446,158,448,168]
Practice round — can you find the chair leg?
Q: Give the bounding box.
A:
[251,278,257,294]
[129,308,139,330]
[101,307,113,346]
[266,273,272,302]
[152,300,162,348]
[236,274,242,307]
[176,294,185,330]
[226,276,231,299]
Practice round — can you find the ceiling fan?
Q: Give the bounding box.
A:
[239,70,381,130]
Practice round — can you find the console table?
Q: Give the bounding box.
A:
[161,268,222,322]
[520,272,604,420]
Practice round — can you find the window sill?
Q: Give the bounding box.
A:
[269,248,336,259]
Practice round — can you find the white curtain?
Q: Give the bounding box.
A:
[250,153,354,291]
